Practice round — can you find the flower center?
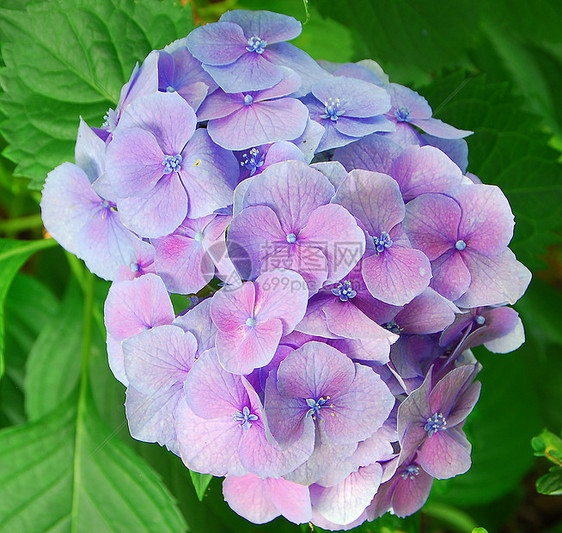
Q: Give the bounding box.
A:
[455,239,467,251]
[193,231,204,243]
[166,85,176,93]
[321,97,345,121]
[384,319,403,334]
[373,232,393,254]
[240,147,265,176]
[245,317,256,327]
[286,233,297,244]
[401,465,420,480]
[305,396,332,421]
[424,412,447,437]
[246,36,267,54]
[475,314,486,326]
[243,94,254,106]
[162,154,182,174]
[394,106,411,122]
[233,406,258,430]
[331,280,357,302]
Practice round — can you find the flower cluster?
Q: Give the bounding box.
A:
[41,10,531,530]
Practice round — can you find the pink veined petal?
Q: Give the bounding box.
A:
[241,161,335,232]
[269,477,313,524]
[211,281,256,331]
[298,204,365,284]
[417,427,472,479]
[220,10,302,44]
[104,273,174,341]
[185,21,248,66]
[223,475,279,524]
[333,169,405,236]
[152,233,213,294]
[429,250,472,302]
[179,129,238,219]
[311,463,383,526]
[253,68,302,102]
[362,245,431,306]
[105,127,165,198]
[455,248,531,307]
[323,299,391,340]
[207,98,309,151]
[456,184,514,255]
[389,145,464,202]
[427,364,478,420]
[117,92,197,155]
[197,89,246,121]
[403,192,462,260]
[254,269,309,333]
[117,172,187,238]
[390,465,434,518]
[216,318,284,375]
[175,401,246,477]
[183,349,251,418]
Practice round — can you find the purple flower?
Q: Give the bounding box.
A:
[303,76,393,151]
[265,341,394,449]
[106,92,238,237]
[41,119,145,281]
[123,324,198,452]
[197,69,309,150]
[152,214,231,294]
[235,141,306,180]
[186,10,327,94]
[227,160,365,293]
[223,474,312,525]
[403,184,531,306]
[158,40,218,112]
[176,349,314,477]
[440,306,524,354]
[385,83,472,140]
[104,274,175,385]
[367,459,434,519]
[211,269,308,374]
[397,364,481,479]
[333,169,432,305]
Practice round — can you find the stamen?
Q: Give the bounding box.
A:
[244,94,254,106]
[245,317,256,327]
[455,240,467,251]
[233,406,258,430]
[162,154,183,174]
[246,36,267,54]
[240,147,265,176]
[475,315,486,326]
[373,232,393,254]
[424,413,447,437]
[331,280,357,302]
[321,97,345,121]
[286,233,297,244]
[401,465,420,480]
[394,106,411,122]
[305,396,331,421]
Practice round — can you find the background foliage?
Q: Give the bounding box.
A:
[0,0,561,531]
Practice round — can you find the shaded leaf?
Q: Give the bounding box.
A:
[0,389,187,532]
[189,471,213,502]
[536,467,562,496]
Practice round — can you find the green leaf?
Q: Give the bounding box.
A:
[1,273,57,427]
[24,278,83,421]
[421,74,562,269]
[0,389,188,532]
[0,0,194,188]
[532,429,562,465]
[536,467,562,496]
[313,0,478,85]
[189,471,213,502]
[0,238,56,379]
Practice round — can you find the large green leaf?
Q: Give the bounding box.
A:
[0,389,187,532]
[1,273,57,427]
[421,74,562,269]
[0,238,55,379]
[0,0,193,188]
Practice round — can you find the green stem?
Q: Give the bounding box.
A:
[302,0,310,23]
[0,213,44,234]
[65,252,105,336]
[424,502,478,532]
[70,269,95,533]
[0,238,57,261]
